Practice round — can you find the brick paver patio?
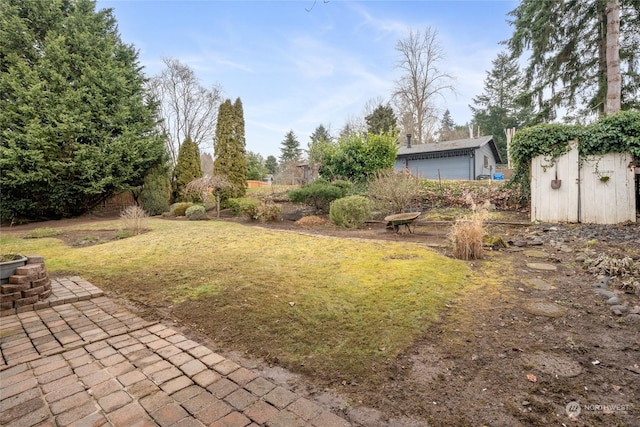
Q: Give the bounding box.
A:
[0,278,351,426]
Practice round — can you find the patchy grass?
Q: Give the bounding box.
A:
[24,227,62,239]
[1,219,472,385]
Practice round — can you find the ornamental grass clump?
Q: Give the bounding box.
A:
[448,198,489,260]
[120,205,148,235]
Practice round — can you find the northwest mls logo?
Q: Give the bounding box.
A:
[566,401,581,418]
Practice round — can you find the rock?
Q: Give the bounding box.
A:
[625,314,640,323]
[521,351,582,377]
[522,278,556,291]
[610,305,628,315]
[606,296,622,305]
[522,301,567,318]
[511,241,527,247]
[524,250,548,259]
[526,262,557,272]
[529,239,544,246]
[630,306,640,315]
[595,289,616,299]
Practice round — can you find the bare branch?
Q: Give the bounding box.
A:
[306,0,329,12]
[146,58,224,166]
[393,28,456,144]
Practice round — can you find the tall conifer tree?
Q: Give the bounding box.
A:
[0,0,165,220]
[214,98,247,199]
[173,137,202,201]
[470,52,530,160]
[507,0,638,120]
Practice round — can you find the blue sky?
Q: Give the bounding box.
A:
[97,0,518,158]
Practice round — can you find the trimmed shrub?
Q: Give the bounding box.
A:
[227,198,259,218]
[331,180,353,194]
[185,204,207,220]
[254,201,281,223]
[227,198,280,222]
[329,195,373,228]
[170,202,193,217]
[288,180,349,212]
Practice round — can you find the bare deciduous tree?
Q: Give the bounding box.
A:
[148,58,223,165]
[393,28,455,144]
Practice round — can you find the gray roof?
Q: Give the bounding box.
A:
[397,135,501,163]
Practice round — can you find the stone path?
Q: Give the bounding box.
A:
[0,278,351,427]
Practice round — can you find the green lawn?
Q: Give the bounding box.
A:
[1,218,472,384]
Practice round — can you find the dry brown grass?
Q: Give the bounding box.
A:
[120,205,148,235]
[2,218,472,386]
[295,215,330,227]
[448,198,489,260]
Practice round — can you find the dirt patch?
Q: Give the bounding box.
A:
[219,209,639,426]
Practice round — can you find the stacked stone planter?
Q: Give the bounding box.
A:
[0,254,51,315]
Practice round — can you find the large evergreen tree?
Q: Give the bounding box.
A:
[265,155,278,175]
[213,98,247,199]
[279,130,302,163]
[307,124,332,177]
[470,52,531,160]
[0,0,165,220]
[173,137,202,201]
[246,151,268,181]
[507,0,639,121]
[365,104,398,136]
[436,109,456,141]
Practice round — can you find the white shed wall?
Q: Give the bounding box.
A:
[531,146,636,224]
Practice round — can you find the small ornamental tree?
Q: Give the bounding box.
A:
[183,175,231,218]
[173,137,203,201]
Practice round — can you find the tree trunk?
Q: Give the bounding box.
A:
[605,0,621,114]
